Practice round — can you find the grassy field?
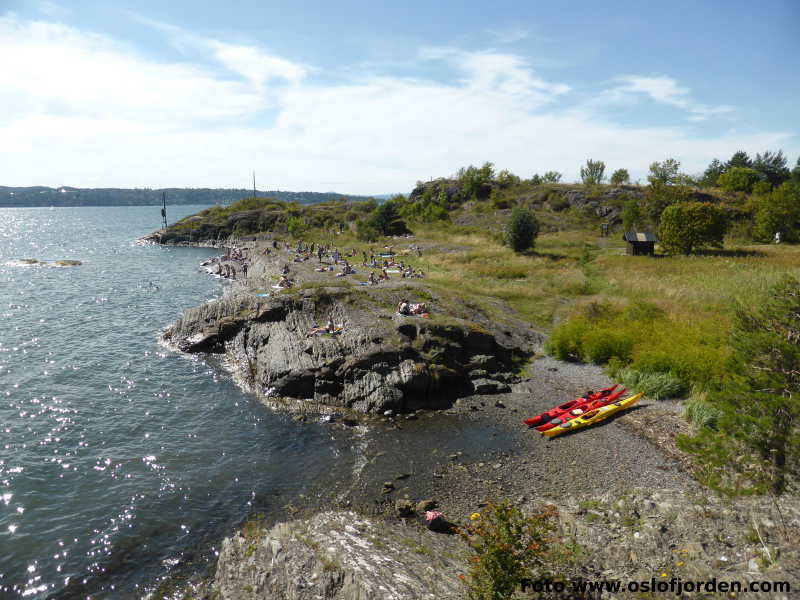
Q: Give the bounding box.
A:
[305,217,800,399]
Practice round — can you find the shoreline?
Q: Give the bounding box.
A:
[152,236,798,599]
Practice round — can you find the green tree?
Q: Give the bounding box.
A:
[792,157,800,184]
[680,276,800,495]
[355,219,380,241]
[505,206,539,252]
[437,185,448,207]
[610,168,630,185]
[580,159,605,185]
[753,150,791,188]
[657,201,728,254]
[541,171,562,183]
[495,169,519,188]
[286,216,308,238]
[701,158,725,187]
[718,167,762,193]
[647,158,681,185]
[726,150,752,170]
[753,182,800,243]
[529,174,543,185]
[621,197,641,231]
[368,201,408,236]
[643,182,692,226]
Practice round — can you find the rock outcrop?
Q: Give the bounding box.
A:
[212,511,465,600]
[163,283,540,414]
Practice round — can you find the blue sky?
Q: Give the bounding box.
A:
[1,0,798,194]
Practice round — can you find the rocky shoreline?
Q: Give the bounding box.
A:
[150,236,797,599]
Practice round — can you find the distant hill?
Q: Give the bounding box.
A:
[0,186,378,208]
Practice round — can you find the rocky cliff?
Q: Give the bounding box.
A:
[212,511,465,600]
[163,260,541,414]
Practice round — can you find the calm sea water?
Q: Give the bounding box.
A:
[0,206,345,598]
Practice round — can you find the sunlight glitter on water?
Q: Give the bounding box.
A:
[0,206,349,598]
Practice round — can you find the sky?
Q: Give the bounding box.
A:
[1,0,798,195]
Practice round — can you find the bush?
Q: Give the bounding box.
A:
[718,167,762,193]
[458,502,558,600]
[580,159,605,185]
[541,171,562,183]
[367,201,408,235]
[657,201,728,254]
[683,395,722,429]
[753,182,800,243]
[616,368,688,400]
[610,168,630,185]
[643,182,692,225]
[505,207,539,252]
[581,330,634,364]
[355,219,380,242]
[287,217,307,238]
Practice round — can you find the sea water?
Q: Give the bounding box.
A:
[0,206,344,598]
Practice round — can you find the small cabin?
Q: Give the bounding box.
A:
[623,231,657,256]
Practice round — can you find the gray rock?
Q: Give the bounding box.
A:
[212,511,465,599]
[416,499,437,512]
[395,499,414,517]
[471,379,511,394]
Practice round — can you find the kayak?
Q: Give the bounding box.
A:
[523,385,617,428]
[536,387,626,432]
[541,392,644,438]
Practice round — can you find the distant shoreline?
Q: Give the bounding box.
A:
[0,186,383,208]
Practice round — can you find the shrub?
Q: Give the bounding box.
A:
[683,395,722,429]
[458,502,558,600]
[541,171,562,183]
[616,368,688,400]
[610,168,630,185]
[718,167,762,193]
[657,201,728,254]
[581,330,634,364]
[643,182,692,226]
[355,219,380,242]
[753,182,800,243]
[505,207,539,252]
[367,201,408,235]
[287,217,307,238]
[580,159,605,185]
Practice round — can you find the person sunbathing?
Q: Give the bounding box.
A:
[410,302,427,315]
[306,318,336,337]
[396,299,411,315]
[336,264,354,277]
[378,268,390,281]
[277,275,293,288]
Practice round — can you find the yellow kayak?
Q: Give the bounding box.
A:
[541,392,643,438]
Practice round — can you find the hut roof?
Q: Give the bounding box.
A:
[622,231,657,243]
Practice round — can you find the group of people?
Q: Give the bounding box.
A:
[206,245,252,280]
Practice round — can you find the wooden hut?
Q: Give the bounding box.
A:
[623,231,657,256]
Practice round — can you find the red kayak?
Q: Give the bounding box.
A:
[523,385,617,428]
[536,387,626,432]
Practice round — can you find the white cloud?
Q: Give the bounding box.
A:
[604,75,735,122]
[0,14,795,193]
